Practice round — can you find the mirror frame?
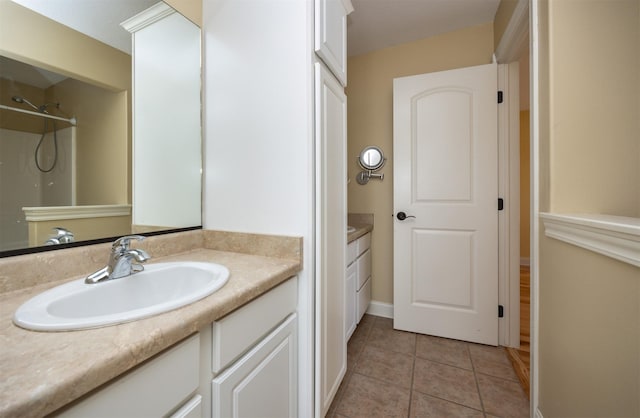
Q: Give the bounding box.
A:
[0,226,202,258]
[358,146,386,171]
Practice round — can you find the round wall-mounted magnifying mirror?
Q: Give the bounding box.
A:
[358,146,385,171]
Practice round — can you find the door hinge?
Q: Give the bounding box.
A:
[498,198,504,211]
[498,305,504,318]
[497,90,504,104]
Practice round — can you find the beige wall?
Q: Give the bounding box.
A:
[548,0,639,216]
[48,80,129,205]
[165,0,202,27]
[347,22,494,304]
[537,0,640,416]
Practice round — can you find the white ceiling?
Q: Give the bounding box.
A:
[347,0,501,56]
[10,0,501,57]
[5,0,503,88]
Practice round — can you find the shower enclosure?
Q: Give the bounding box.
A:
[0,98,76,251]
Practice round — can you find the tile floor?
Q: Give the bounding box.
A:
[327,315,530,418]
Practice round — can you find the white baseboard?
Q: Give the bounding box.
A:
[520,257,530,266]
[366,301,393,319]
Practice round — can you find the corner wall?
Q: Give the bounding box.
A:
[347,22,494,304]
[536,0,640,415]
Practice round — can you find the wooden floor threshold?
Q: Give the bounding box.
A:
[506,347,530,399]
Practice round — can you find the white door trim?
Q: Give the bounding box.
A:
[495,0,536,413]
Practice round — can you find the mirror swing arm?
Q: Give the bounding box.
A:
[356,146,385,185]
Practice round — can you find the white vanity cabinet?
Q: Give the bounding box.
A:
[345,261,357,340]
[346,232,372,341]
[356,233,372,322]
[55,278,298,418]
[209,278,298,418]
[56,334,201,418]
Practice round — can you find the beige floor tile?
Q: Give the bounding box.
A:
[368,325,417,355]
[415,335,473,370]
[410,391,484,418]
[477,373,530,418]
[413,358,482,410]
[336,373,411,418]
[354,345,414,388]
[469,344,519,381]
[359,313,377,327]
[327,370,352,417]
[372,316,395,328]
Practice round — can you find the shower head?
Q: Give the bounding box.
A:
[11,96,58,113]
[12,95,39,111]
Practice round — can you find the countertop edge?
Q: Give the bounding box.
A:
[347,223,374,243]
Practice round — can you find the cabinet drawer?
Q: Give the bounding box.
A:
[357,277,371,323]
[170,394,202,418]
[347,240,357,266]
[356,233,371,256]
[356,248,371,289]
[212,277,297,374]
[57,334,200,418]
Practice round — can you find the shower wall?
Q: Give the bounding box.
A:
[0,126,75,251]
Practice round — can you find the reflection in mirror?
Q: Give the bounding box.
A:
[0,0,202,256]
[358,146,385,171]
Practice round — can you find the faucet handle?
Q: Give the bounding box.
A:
[112,235,146,252]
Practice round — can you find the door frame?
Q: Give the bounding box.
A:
[494,0,537,415]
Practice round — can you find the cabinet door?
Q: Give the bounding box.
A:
[314,0,353,86]
[346,262,357,340]
[212,314,297,418]
[315,62,347,417]
[357,277,372,323]
[356,248,371,290]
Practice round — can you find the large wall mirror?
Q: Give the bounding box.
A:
[0,0,202,255]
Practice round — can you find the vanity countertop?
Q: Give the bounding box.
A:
[347,222,374,243]
[0,234,302,418]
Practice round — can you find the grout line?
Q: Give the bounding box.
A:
[469,344,488,416]
[406,331,418,418]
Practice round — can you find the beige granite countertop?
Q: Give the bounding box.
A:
[348,213,374,243]
[0,230,302,418]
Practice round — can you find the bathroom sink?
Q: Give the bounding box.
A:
[13,262,230,331]
[347,226,356,233]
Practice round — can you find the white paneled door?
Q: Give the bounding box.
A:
[393,63,499,346]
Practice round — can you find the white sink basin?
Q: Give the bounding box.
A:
[13,262,230,331]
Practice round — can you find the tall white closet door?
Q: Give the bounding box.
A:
[315,62,347,417]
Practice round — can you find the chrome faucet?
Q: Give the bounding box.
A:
[44,227,75,245]
[85,235,151,284]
